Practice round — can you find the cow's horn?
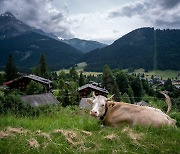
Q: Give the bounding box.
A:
[107,94,115,101]
[92,91,96,98]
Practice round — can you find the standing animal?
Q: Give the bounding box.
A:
[87,93,176,127]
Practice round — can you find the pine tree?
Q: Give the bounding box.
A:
[58,78,65,89]
[122,93,131,103]
[33,53,51,79]
[79,72,85,86]
[130,77,143,102]
[59,71,66,80]
[164,78,173,92]
[102,64,114,92]
[39,53,50,78]
[5,54,17,81]
[112,82,121,101]
[0,73,5,85]
[69,66,79,82]
[141,79,151,95]
[68,81,79,105]
[115,71,129,94]
[127,87,135,103]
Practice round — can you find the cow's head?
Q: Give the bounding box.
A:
[87,92,114,117]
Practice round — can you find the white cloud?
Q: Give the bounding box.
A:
[108,0,180,29]
[66,0,180,44]
[0,0,74,38]
[0,0,179,44]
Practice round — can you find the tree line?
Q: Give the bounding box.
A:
[1,54,179,109]
[101,65,155,103]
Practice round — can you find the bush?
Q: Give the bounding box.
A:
[170,112,180,127]
[0,91,61,117]
[172,97,180,112]
[0,93,28,115]
[26,81,45,95]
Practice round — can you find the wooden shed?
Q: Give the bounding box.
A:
[21,93,59,107]
[78,83,109,98]
[3,74,52,92]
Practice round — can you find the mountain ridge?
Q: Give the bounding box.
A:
[82,27,180,71]
[62,38,107,53]
[0,12,59,40]
[1,12,180,72]
[0,12,83,71]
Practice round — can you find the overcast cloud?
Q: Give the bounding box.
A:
[108,0,180,28]
[0,0,74,38]
[0,0,179,44]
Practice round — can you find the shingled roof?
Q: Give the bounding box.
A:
[27,74,52,84]
[3,74,52,92]
[3,74,52,86]
[78,84,108,94]
[21,93,59,107]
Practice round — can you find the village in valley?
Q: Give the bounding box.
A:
[0,54,180,110]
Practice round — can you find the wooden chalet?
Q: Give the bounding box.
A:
[78,83,109,98]
[3,74,52,92]
[172,81,180,90]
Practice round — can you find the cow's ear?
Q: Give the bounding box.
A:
[87,98,93,104]
[106,101,115,108]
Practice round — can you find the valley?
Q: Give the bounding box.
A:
[0,1,180,153]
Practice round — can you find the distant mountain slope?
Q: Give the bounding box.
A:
[0,32,83,71]
[0,12,83,71]
[82,28,180,71]
[62,38,107,53]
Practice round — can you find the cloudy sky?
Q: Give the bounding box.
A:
[0,0,180,44]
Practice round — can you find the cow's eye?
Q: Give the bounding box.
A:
[101,104,105,107]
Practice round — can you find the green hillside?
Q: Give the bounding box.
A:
[0,32,83,71]
[83,28,180,72]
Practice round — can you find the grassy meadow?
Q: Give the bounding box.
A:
[57,62,179,79]
[129,69,180,80]
[56,62,102,76]
[0,106,180,154]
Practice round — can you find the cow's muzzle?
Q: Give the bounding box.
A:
[90,110,98,117]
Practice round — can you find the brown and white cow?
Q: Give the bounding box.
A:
[87,93,176,128]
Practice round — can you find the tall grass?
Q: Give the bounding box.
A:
[0,106,180,154]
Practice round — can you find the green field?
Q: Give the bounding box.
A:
[56,62,102,76]
[57,63,179,79]
[0,106,180,154]
[124,69,180,80]
[146,70,180,79]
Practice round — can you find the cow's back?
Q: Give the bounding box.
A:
[103,102,176,127]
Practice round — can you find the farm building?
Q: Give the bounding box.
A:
[78,83,109,98]
[79,98,92,110]
[78,82,108,110]
[172,81,180,90]
[21,93,59,107]
[3,74,52,92]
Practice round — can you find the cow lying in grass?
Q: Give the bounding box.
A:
[87,93,176,128]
